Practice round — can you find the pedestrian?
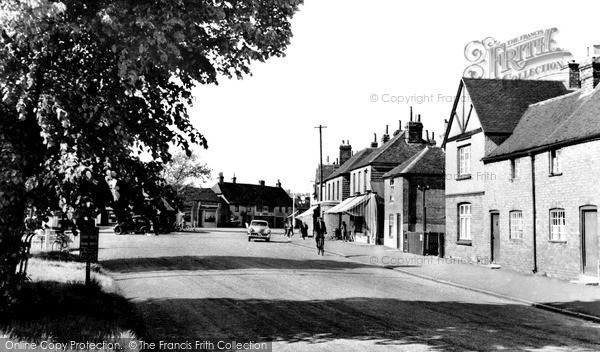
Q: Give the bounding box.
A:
[341,221,347,242]
[301,222,308,240]
[315,217,327,255]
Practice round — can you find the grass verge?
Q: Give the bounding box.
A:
[0,255,145,351]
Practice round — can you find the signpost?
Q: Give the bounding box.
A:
[79,227,99,285]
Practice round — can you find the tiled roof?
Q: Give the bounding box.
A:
[179,187,222,207]
[315,164,337,184]
[463,78,569,134]
[351,131,426,170]
[382,146,446,178]
[486,85,600,159]
[211,182,292,206]
[324,148,377,181]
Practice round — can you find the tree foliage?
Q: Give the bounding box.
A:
[162,151,211,193]
[0,0,302,309]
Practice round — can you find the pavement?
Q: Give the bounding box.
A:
[289,235,600,323]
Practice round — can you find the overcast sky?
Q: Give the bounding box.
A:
[189,0,599,194]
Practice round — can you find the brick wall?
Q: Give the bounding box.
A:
[485,157,535,273]
[445,194,486,262]
[484,140,600,280]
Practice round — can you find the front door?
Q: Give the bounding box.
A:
[396,214,402,249]
[491,213,500,263]
[582,209,598,276]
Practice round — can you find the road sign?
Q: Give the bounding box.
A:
[79,227,99,262]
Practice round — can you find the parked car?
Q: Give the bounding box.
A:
[114,215,151,235]
[247,220,271,242]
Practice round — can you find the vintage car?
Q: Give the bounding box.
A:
[247,220,271,242]
[114,215,152,235]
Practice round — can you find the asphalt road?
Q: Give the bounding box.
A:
[99,229,600,351]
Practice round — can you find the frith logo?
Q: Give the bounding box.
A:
[463,28,573,80]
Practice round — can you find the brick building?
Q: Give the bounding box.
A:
[442,78,569,264]
[444,54,600,281]
[179,187,225,228]
[482,57,600,280]
[382,146,445,250]
[211,174,293,228]
[324,113,436,244]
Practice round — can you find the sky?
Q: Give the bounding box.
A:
[189,0,599,194]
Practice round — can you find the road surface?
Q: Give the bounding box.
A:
[99,229,600,351]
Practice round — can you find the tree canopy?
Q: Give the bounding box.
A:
[0,0,302,308]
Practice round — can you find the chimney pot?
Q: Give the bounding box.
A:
[410,106,413,122]
[259,180,265,186]
[370,133,378,148]
[218,172,224,183]
[276,179,281,187]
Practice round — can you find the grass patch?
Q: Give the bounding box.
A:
[0,257,146,350]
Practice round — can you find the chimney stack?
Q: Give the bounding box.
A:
[579,57,600,93]
[405,113,424,144]
[218,172,224,183]
[568,61,581,89]
[276,179,281,187]
[382,125,390,144]
[339,140,352,166]
[259,180,265,186]
[232,174,237,183]
[370,133,378,148]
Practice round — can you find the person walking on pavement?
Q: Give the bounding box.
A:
[301,222,308,240]
[315,217,327,255]
[341,221,347,242]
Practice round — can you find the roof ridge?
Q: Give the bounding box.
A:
[463,77,567,83]
[527,89,580,107]
[367,130,406,162]
[399,146,429,174]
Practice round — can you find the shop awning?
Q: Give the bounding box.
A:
[287,211,299,218]
[325,194,371,216]
[296,205,318,221]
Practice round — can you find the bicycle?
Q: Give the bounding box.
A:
[52,230,71,252]
[174,222,189,232]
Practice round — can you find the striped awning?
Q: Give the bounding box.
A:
[325,194,371,216]
[296,205,318,221]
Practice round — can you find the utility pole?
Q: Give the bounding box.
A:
[315,125,327,201]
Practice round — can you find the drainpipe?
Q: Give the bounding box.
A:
[530,153,538,273]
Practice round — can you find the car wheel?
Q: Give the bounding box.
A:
[114,226,123,235]
[140,226,148,234]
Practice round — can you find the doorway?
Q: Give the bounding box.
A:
[491,212,500,263]
[581,207,598,277]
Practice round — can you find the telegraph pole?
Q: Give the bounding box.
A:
[315,125,327,201]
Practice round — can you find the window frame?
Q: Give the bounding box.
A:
[457,144,472,178]
[549,208,566,241]
[458,203,472,241]
[509,210,524,240]
[549,149,563,176]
